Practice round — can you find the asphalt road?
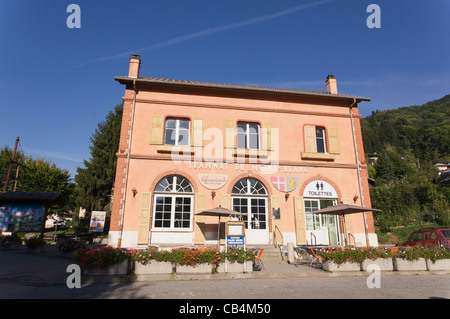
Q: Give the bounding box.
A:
[1,272,449,299]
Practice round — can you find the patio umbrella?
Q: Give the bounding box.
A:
[196,206,247,245]
[311,204,381,247]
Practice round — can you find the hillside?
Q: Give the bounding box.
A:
[359,94,450,239]
[361,94,450,163]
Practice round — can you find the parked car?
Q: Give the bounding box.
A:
[397,228,450,250]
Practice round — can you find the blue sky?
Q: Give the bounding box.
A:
[1,0,449,178]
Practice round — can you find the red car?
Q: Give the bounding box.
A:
[398,228,450,250]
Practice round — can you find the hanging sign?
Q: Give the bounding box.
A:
[303,180,338,198]
[198,174,228,190]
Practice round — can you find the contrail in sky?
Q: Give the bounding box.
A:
[83,0,334,65]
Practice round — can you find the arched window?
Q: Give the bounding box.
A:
[232,178,267,195]
[153,175,193,230]
[155,175,193,193]
[231,178,268,236]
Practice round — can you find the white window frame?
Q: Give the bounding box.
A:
[164,118,191,146]
[315,126,327,154]
[152,194,194,231]
[152,175,194,231]
[237,122,260,150]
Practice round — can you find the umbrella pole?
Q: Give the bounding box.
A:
[362,212,370,248]
[342,215,348,247]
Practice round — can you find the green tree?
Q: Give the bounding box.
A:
[75,103,123,218]
[0,146,75,215]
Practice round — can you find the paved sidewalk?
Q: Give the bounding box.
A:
[1,244,449,287]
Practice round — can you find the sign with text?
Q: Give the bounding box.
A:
[226,236,245,246]
[303,180,338,198]
[89,211,106,232]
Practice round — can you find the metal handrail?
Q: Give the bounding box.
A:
[348,233,356,247]
[274,225,283,246]
[274,225,284,260]
[310,233,317,246]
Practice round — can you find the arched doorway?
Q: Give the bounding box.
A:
[231,178,269,245]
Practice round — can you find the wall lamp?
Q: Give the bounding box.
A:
[285,193,290,201]
[211,191,216,200]
[353,195,359,204]
[132,188,137,197]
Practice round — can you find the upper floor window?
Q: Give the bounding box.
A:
[315,127,326,153]
[164,118,190,146]
[237,122,260,150]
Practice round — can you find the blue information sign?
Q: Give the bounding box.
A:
[226,236,245,245]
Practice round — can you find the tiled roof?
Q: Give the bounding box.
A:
[114,76,371,102]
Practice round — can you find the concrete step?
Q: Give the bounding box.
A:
[248,245,284,263]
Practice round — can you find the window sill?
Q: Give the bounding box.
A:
[300,152,336,161]
[233,149,268,158]
[157,145,195,154]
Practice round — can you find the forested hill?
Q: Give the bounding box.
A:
[361,94,450,163]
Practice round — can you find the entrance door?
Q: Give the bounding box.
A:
[304,199,339,245]
[231,178,269,245]
[233,197,269,245]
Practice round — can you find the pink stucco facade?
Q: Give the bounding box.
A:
[108,55,376,248]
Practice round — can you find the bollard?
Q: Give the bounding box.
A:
[287,243,295,264]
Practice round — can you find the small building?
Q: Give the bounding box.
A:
[108,55,377,248]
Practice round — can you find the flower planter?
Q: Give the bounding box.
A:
[361,258,394,271]
[395,258,427,271]
[323,261,361,272]
[217,261,253,273]
[134,261,174,274]
[426,259,450,271]
[85,261,129,276]
[176,263,213,274]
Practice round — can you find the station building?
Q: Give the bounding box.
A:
[108,54,377,248]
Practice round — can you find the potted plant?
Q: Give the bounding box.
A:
[360,248,394,271]
[393,247,427,271]
[130,249,174,275]
[72,246,130,275]
[423,247,450,271]
[0,233,23,250]
[217,247,255,273]
[24,235,46,253]
[319,249,363,272]
[173,248,223,274]
[57,238,86,257]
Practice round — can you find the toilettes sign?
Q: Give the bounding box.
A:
[303,180,337,198]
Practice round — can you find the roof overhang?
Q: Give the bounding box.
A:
[114,76,371,103]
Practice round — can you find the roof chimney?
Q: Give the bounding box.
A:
[326,75,338,94]
[128,54,141,78]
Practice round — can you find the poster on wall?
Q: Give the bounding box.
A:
[89,211,106,232]
[0,204,46,231]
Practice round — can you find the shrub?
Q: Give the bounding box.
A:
[57,238,86,253]
[318,249,365,265]
[24,236,45,249]
[226,247,256,264]
[393,246,427,261]
[73,246,130,269]
[0,233,22,247]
